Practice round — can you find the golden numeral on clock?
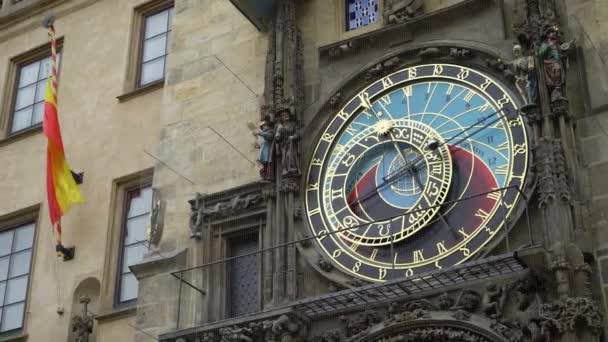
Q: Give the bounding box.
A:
[378,268,387,280]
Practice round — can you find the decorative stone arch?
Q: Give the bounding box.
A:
[68,277,101,342]
[351,318,508,342]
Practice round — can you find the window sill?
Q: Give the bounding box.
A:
[117,80,164,103]
[95,305,137,323]
[0,126,42,148]
[0,332,27,342]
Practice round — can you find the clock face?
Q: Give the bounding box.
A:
[305,64,529,282]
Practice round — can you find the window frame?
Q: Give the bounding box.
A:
[115,182,153,306]
[119,0,173,101]
[99,169,153,312]
[345,0,380,32]
[136,4,173,88]
[0,205,39,338]
[0,39,63,140]
[0,222,36,334]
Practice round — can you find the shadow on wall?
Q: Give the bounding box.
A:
[68,277,101,342]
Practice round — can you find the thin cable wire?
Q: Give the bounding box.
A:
[49,227,63,313]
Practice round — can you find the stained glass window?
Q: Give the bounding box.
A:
[347,0,378,31]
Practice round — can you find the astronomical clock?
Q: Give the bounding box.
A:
[304,63,530,282]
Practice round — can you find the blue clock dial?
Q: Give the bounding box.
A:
[305,64,530,282]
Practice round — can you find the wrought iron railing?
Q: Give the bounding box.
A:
[156,184,536,342]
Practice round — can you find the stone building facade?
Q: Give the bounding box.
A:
[1,0,608,341]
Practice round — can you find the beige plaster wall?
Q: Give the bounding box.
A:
[0,0,166,340]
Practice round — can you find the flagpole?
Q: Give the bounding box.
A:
[42,15,73,259]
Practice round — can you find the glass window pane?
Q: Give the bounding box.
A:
[0,232,14,257]
[31,103,44,126]
[14,84,36,110]
[10,107,33,133]
[142,34,167,62]
[140,57,165,86]
[18,62,40,87]
[120,273,138,302]
[168,7,174,29]
[35,80,47,103]
[126,216,148,245]
[13,225,34,252]
[38,54,60,81]
[122,243,147,273]
[0,282,6,306]
[1,303,24,332]
[5,276,27,305]
[144,10,169,38]
[0,258,9,281]
[8,250,31,278]
[127,187,152,218]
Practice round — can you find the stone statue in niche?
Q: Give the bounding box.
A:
[537,25,574,102]
[275,108,300,177]
[72,297,94,342]
[383,0,424,24]
[252,118,274,181]
[509,43,536,104]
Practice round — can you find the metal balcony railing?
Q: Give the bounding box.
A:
[159,185,535,342]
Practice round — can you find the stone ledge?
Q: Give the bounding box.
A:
[318,0,490,58]
[0,332,27,342]
[0,125,42,148]
[95,305,137,323]
[130,248,187,280]
[117,80,164,103]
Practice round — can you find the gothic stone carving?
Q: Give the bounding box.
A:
[328,92,343,109]
[508,43,536,104]
[310,329,340,342]
[538,25,574,103]
[148,194,164,246]
[189,192,265,238]
[383,0,424,25]
[72,297,94,342]
[540,297,604,335]
[275,107,301,178]
[364,57,401,81]
[317,259,334,272]
[534,138,571,208]
[340,311,383,338]
[201,315,306,342]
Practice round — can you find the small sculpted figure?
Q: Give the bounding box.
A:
[253,120,274,181]
[537,25,574,101]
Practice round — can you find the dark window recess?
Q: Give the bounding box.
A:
[228,237,258,318]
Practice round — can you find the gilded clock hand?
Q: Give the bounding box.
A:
[349,108,507,208]
[383,107,508,183]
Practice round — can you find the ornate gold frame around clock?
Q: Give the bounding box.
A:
[299,44,535,285]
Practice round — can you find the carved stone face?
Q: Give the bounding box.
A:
[513,44,522,57]
[279,110,291,123]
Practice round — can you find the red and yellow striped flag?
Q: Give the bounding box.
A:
[43,19,83,249]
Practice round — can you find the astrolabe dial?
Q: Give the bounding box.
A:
[305,63,530,282]
[324,118,452,246]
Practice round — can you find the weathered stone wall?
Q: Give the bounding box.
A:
[565,0,608,329]
[0,0,166,341]
[137,0,268,339]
